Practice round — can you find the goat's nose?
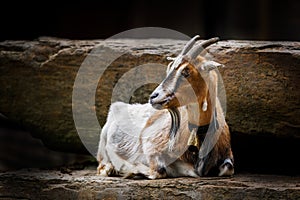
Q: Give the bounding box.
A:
[150,93,159,104]
[150,92,159,100]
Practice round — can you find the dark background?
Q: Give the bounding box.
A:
[0,0,299,174]
[1,0,300,41]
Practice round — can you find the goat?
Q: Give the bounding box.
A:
[97,36,234,179]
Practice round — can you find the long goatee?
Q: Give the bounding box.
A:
[168,107,180,151]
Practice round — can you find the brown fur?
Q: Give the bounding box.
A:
[97,38,234,178]
[157,55,234,176]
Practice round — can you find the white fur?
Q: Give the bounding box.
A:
[97,55,233,178]
[218,158,234,176]
[202,99,208,112]
[97,102,151,176]
[97,72,232,178]
[97,101,199,178]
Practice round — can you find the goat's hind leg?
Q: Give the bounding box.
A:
[97,153,115,177]
[96,125,115,176]
[97,162,116,176]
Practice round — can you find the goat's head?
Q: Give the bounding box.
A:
[149,36,223,110]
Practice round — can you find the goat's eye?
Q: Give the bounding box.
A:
[181,68,190,78]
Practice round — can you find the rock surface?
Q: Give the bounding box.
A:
[0,39,299,198]
[0,168,299,200]
[0,37,299,153]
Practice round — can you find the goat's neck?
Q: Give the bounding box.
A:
[186,97,214,126]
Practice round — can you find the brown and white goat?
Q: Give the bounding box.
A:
[97,36,234,179]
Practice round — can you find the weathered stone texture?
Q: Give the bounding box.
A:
[0,169,299,200]
[0,38,299,152]
[211,41,300,137]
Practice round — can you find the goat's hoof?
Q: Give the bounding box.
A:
[148,173,166,179]
[148,167,167,179]
[97,163,114,177]
[218,158,234,176]
[96,164,103,175]
[195,160,205,177]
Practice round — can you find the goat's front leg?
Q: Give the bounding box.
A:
[167,160,199,178]
[147,153,168,179]
[195,127,234,177]
[195,147,234,177]
[218,157,234,176]
[217,133,234,177]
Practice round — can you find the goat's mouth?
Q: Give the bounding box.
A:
[151,93,176,110]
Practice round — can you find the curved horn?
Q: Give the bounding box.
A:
[187,37,220,59]
[180,35,201,55]
[200,37,220,49]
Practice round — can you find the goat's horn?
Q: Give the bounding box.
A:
[180,35,201,55]
[200,37,220,49]
[187,37,220,59]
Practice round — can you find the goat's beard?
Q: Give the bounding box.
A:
[168,107,181,151]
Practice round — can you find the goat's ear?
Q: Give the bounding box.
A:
[201,61,224,71]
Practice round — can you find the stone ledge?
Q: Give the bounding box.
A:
[0,168,299,199]
[0,38,299,153]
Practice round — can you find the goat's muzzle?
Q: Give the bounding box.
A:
[150,85,166,109]
[149,90,176,110]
